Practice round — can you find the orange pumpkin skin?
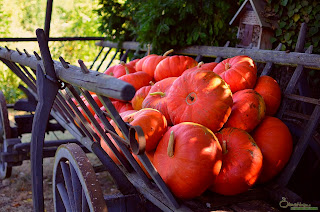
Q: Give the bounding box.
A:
[133,150,155,179]
[251,116,293,183]
[154,122,222,199]
[141,55,167,78]
[254,75,281,116]
[211,128,263,195]
[104,62,136,78]
[119,71,153,91]
[131,85,153,110]
[142,77,177,125]
[213,55,257,93]
[154,55,198,81]
[135,54,156,72]
[166,70,233,133]
[184,61,218,74]
[127,58,140,69]
[122,108,168,152]
[225,89,266,132]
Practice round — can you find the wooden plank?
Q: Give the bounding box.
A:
[260,43,282,76]
[285,94,320,106]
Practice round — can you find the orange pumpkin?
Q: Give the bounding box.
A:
[211,128,263,195]
[142,77,177,125]
[166,70,233,133]
[224,89,266,132]
[104,61,136,78]
[141,49,173,78]
[153,122,222,199]
[119,71,153,91]
[131,84,153,110]
[213,55,257,93]
[154,55,198,81]
[254,75,281,116]
[184,61,218,74]
[251,116,293,183]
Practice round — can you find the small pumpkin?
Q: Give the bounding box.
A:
[251,116,293,183]
[254,75,281,116]
[213,55,257,93]
[131,83,153,110]
[166,70,233,133]
[104,61,136,78]
[142,77,177,125]
[141,49,173,78]
[224,89,266,132]
[119,71,153,91]
[211,127,263,195]
[154,55,198,81]
[153,122,222,199]
[184,61,218,74]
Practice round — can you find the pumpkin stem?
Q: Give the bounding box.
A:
[120,61,130,75]
[149,91,165,97]
[167,131,175,157]
[197,61,204,68]
[163,49,174,56]
[225,63,231,70]
[222,140,228,155]
[147,44,151,55]
[149,81,155,86]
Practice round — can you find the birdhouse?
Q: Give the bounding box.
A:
[229,0,276,49]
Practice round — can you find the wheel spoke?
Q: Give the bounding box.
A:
[57,182,72,212]
[70,164,82,211]
[60,161,76,211]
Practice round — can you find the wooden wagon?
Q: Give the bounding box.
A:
[0,23,319,211]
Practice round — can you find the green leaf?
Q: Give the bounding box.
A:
[293,14,300,22]
[279,21,286,28]
[309,27,319,36]
[275,29,282,37]
[288,10,294,18]
[270,37,277,43]
[284,32,292,41]
[301,0,309,7]
[281,0,288,6]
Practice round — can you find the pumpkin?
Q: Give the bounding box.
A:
[104,61,136,78]
[118,108,168,152]
[142,77,177,125]
[141,49,173,78]
[77,94,103,124]
[153,122,222,199]
[154,55,198,81]
[184,61,218,74]
[211,127,263,195]
[254,75,281,116]
[133,150,155,179]
[135,54,156,72]
[166,70,233,133]
[119,71,153,91]
[251,116,293,183]
[131,83,153,110]
[212,55,257,93]
[127,58,140,68]
[224,89,266,132]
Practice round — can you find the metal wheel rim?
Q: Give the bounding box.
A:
[53,143,107,212]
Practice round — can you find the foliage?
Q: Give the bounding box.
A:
[18,0,45,33]
[96,0,240,54]
[266,0,320,53]
[0,1,11,36]
[0,68,25,104]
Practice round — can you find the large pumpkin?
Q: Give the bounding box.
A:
[154,55,198,81]
[212,55,257,93]
[153,122,222,199]
[251,116,293,183]
[166,69,233,133]
[141,49,173,78]
[184,61,218,74]
[224,89,266,132]
[142,77,177,125]
[254,75,281,116]
[119,71,153,91]
[211,128,263,195]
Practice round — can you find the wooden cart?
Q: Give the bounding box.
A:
[0,25,319,211]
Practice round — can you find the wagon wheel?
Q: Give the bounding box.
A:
[0,91,12,179]
[53,143,108,212]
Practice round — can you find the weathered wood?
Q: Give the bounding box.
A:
[260,43,282,76]
[0,46,135,101]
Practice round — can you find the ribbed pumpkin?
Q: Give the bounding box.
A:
[141,49,173,78]
[251,116,293,183]
[119,108,168,152]
[166,70,233,133]
[131,84,153,110]
[224,89,266,132]
[212,55,257,93]
[254,75,281,116]
[153,122,222,199]
[142,77,177,125]
[154,55,198,81]
[104,61,136,78]
[184,61,218,74]
[211,128,263,195]
[119,71,153,91]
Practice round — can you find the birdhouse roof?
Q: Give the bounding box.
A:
[229,0,273,28]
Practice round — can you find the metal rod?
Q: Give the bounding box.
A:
[44,0,53,39]
[89,46,105,69]
[0,37,106,42]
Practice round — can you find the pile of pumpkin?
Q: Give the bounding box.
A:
[86,50,293,199]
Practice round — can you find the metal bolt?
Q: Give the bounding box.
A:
[34,51,41,60]
[59,56,69,68]
[16,48,23,55]
[78,59,89,74]
[24,49,31,57]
